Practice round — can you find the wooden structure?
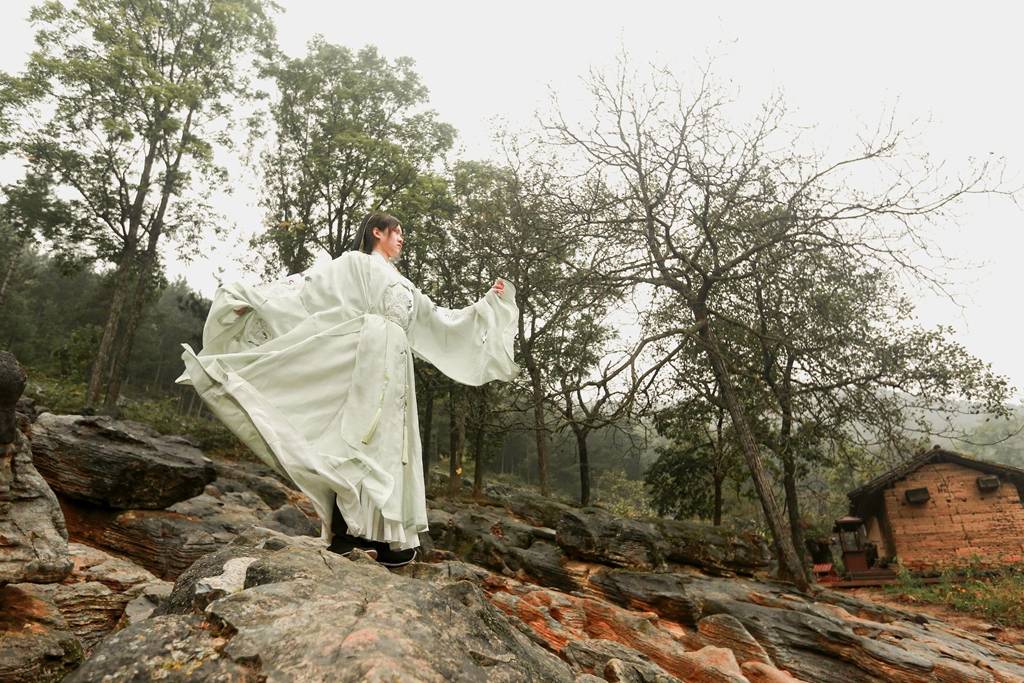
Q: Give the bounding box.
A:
[847,448,1024,572]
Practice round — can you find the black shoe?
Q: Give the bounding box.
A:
[371,542,418,567]
[328,535,378,560]
[328,497,378,560]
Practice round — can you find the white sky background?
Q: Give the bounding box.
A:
[1,1,1022,395]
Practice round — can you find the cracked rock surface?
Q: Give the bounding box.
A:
[71,528,575,682]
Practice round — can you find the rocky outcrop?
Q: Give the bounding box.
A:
[58,484,317,580]
[0,351,26,445]
[14,543,172,650]
[23,412,322,580]
[425,492,771,591]
[0,355,83,683]
[30,412,216,509]
[1,353,72,586]
[12,397,1024,683]
[424,490,1024,682]
[577,568,1024,682]
[0,429,72,585]
[70,528,577,683]
[556,506,772,576]
[0,584,83,683]
[208,455,299,510]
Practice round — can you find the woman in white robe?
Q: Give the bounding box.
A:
[174,212,519,564]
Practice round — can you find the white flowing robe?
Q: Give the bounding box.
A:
[174,250,520,550]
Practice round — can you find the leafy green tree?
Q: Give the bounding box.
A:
[961,410,1024,468]
[547,302,673,506]
[645,386,745,525]
[3,0,277,410]
[127,277,209,394]
[250,38,456,274]
[451,146,596,498]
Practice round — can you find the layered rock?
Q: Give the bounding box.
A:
[579,568,1024,682]
[0,429,72,585]
[0,353,83,683]
[59,485,317,580]
[30,412,216,509]
[14,543,172,650]
[0,584,83,683]
[557,506,771,576]
[25,413,322,580]
[426,492,771,590]
[425,489,1024,682]
[1,353,72,586]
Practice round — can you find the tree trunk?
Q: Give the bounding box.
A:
[712,473,723,526]
[527,363,550,496]
[86,258,135,407]
[104,105,197,409]
[472,421,484,497]
[104,254,157,411]
[420,385,435,484]
[448,386,464,496]
[694,310,810,590]
[575,428,591,506]
[0,242,22,309]
[782,451,808,569]
[776,357,809,570]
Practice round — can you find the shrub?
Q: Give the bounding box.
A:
[885,558,1024,627]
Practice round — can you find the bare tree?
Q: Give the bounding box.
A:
[541,53,1011,590]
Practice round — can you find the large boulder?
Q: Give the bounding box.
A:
[0,428,72,585]
[58,485,319,580]
[30,412,216,509]
[43,444,321,582]
[70,528,576,682]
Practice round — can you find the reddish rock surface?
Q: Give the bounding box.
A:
[15,543,171,650]
[0,584,82,683]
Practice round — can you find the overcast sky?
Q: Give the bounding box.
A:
[2,1,1022,395]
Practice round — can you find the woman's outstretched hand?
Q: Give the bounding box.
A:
[491,279,505,296]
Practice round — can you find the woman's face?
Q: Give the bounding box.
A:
[373,224,404,260]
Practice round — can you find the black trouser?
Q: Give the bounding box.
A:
[331,495,350,539]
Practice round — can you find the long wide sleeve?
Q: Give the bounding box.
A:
[407,280,520,386]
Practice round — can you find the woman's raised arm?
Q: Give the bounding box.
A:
[407,279,520,386]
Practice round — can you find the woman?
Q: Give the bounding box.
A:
[175,212,519,567]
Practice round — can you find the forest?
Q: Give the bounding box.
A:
[2,0,1021,592]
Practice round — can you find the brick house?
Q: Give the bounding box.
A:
[847,448,1024,572]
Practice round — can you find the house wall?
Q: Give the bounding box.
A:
[880,462,1024,571]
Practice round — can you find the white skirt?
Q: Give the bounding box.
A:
[177,310,428,551]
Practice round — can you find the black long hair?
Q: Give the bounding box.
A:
[354,211,401,254]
